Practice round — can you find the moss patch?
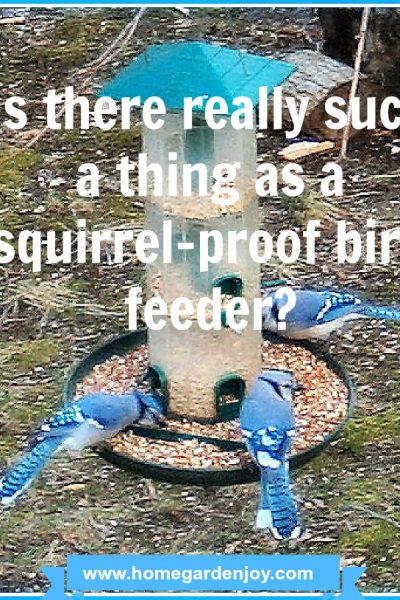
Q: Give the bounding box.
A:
[0,148,42,191]
[340,522,398,554]
[335,477,391,507]
[0,339,60,373]
[26,13,99,70]
[338,408,400,454]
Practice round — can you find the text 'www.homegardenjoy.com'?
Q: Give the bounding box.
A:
[82,565,314,586]
[67,554,340,592]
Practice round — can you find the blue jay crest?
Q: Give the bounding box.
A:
[42,566,84,600]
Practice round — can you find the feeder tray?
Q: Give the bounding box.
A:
[63,329,355,487]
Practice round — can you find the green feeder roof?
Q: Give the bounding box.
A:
[99,41,296,114]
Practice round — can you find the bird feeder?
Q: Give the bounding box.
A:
[63,42,355,486]
[101,41,295,421]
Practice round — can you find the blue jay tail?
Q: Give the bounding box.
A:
[0,436,63,507]
[358,304,400,321]
[257,463,302,540]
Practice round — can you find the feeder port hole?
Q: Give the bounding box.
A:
[126,285,273,332]
[215,374,246,421]
[213,274,243,297]
[144,364,169,409]
[213,275,244,329]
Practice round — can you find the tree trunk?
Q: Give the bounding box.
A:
[319,8,400,92]
[279,49,380,140]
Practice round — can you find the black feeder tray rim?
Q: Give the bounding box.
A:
[63,328,356,487]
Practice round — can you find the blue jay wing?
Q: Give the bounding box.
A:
[78,393,140,431]
[312,292,364,323]
[41,404,84,428]
[244,427,292,465]
[35,404,86,439]
[0,436,63,506]
[280,290,362,325]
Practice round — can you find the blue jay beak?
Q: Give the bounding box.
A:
[156,412,167,425]
[293,381,303,392]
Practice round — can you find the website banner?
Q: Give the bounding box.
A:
[67,554,339,592]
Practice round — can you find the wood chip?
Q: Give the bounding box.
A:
[0,17,25,25]
[278,140,335,161]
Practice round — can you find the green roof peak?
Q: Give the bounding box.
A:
[99,41,295,114]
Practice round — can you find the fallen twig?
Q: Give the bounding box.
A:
[344,503,400,529]
[368,171,400,180]
[339,7,370,160]
[278,140,335,161]
[73,7,146,77]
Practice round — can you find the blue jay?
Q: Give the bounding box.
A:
[240,369,302,540]
[0,391,164,506]
[263,287,400,340]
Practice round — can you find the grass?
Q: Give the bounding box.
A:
[0,339,60,371]
[0,148,42,193]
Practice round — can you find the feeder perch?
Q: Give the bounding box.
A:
[101,41,296,422]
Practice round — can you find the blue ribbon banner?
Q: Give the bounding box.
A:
[0,562,394,600]
[1,555,366,599]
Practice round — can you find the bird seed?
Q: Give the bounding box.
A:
[75,340,348,469]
